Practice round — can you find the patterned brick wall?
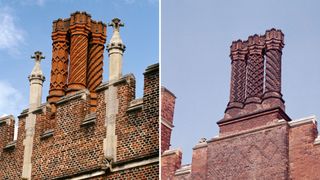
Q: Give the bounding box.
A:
[161,87,176,153]
[31,92,105,178]
[289,119,320,179]
[161,150,182,180]
[0,65,158,179]
[116,64,159,162]
[207,123,289,179]
[0,116,25,179]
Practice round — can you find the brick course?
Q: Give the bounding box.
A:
[161,29,320,179]
[0,12,159,179]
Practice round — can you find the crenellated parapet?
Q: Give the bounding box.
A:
[0,115,15,152]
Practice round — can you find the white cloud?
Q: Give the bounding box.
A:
[0,81,24,117]
[0,7,25,55]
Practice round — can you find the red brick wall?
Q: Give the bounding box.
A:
[161,150,182,180]
[191,145,207,180]
[0,117,25,179]
[161,87,176,153]
[207,123,289,179]
[0,65,159,179]
[289,121,320,179]
[31,94,105,178]
[116,64,159,162]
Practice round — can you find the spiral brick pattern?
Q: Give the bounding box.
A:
[68,34,88,91]
[88,43,104,91]
[265,50,281,93]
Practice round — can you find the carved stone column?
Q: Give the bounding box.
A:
[88,21,106,112]
[226,40,247,110]
[245,35,265,104]
[47,19,69,104]
[67,12,91,94]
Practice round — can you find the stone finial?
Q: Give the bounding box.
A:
[107,18,126,81]
[108,18,124,32]
[29,51,45,82]
[199,138,207,143]
[107,18,125,50]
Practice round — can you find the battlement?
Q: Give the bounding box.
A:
[0,12,159,179]
[0,64,159,179]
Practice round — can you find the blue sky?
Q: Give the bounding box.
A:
[162,0,320,164]
[0,0,158,117]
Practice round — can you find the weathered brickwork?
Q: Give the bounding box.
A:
[207,124,289,179]
[161,29,320,179]
[0,12,159,179]
[161,149,182,180]
[289,118,320,179]
[161,87,176,153]
[0,116,25,179]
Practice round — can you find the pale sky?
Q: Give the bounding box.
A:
[0,0,158,118]
[162,0,320,164]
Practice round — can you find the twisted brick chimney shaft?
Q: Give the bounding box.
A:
[225,28,285,119]
[47,11,107,112]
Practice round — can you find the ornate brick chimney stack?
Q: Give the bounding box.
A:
[47,19,69,106]
[219,29,289,135]
[67,12,92,94]
[47,12,107,112]
[87,20,106,111]
[107,18,125,81]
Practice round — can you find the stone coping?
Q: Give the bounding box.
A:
[161,117,174,129]
[192,141,208,150]
[81,113,96,126]
[3,140,16,150]
[0,115,14,125]
[96,74,135,92]
[161,148,182,157]
[208,119,288,143]
[127,98,143,112]
[175,164,191,176]
[56,89,89,105]
[144,63,159,75]
[288,115,316,127]
[40,129,54,140]
[161,86,176,98]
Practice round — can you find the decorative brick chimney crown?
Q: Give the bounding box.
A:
[219,28,289,135]
[47,11,106,112]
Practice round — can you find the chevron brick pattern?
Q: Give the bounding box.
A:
[246,53,264,98]
[50,42,69,92]
[230,60,246,103]
[228,40,247,106]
